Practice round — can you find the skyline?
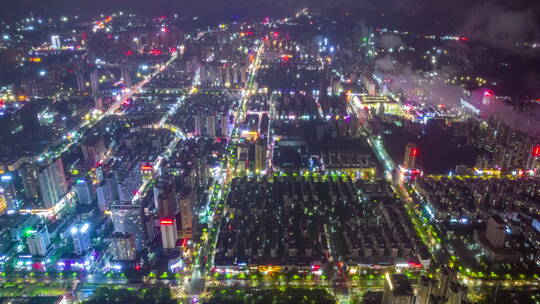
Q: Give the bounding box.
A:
[0,4,539,304]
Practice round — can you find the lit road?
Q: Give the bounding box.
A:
[265,92,277,173]
[187,41,265,295]
[35,50,180,165]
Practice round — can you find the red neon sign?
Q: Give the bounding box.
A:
[160,219,174,225]
[533,146,540,157]
[411,148,418,157]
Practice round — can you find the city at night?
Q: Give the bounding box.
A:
[0,0,540,303]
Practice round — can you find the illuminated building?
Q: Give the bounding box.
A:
[482,90,494,105]
[96,178,118,211]
[381,273,414,304]
[76,179,93,205]
[70,223,91,255]
[403,143,418,169]
[178,188,194,238]
[0,175,18,213]
[220,114,229,136]
[255,138,266,172]
[20,164,40,202]
[37,158,68,208]
[81,136,106,165]
[160,218,178,249]
[474,215,520,262]
[193,157,208,187]
[51,35,61,49]
[356,94,403,116]
[237,145,249,173]
[111,204,146,251]
[26,225,51,257]
[108,232,136,261]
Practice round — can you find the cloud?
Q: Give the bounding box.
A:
[376,56,464,107]
[461,3,540,51]
[374,55,399,73]
[379,34,404,50]
[376,55,540,134]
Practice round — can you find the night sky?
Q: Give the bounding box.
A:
[0,0,539,32]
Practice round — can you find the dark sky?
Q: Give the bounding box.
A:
[0,0,539,33]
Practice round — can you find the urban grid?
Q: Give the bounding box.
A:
[0,2,539,304]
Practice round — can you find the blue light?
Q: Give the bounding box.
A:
[1,175,12,181]
[424,205,434,219]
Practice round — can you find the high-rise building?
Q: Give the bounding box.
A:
[435,267,456,297]
[194,157,208,187]
[108,232,136,261]
[0,175,18,213]
[526,145,540,171]
[26,225,51,257]
[194,115,203,136]
[220,114,229,136]
[121,68,132,88]
[76,179,93,205]
[447,282,467,304]
[403,143,418,169]
[382,273,414,304]
[70,223,91,255]
[160,218,178,249]
[90,70,99,92]
[96,181,114,211]
[178,188,194,238]
[76,72,86,92]
[156,191,177,218]
[51,35,61,49]
[111,204,146,251]
[38,158,68,208]
[416,276,437,304]
[255,139,266,172]
[96,166,104,183]
[20,164,40,202]
[486,215,506,248]
[81,136,106,165]
[206,115,216,137]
